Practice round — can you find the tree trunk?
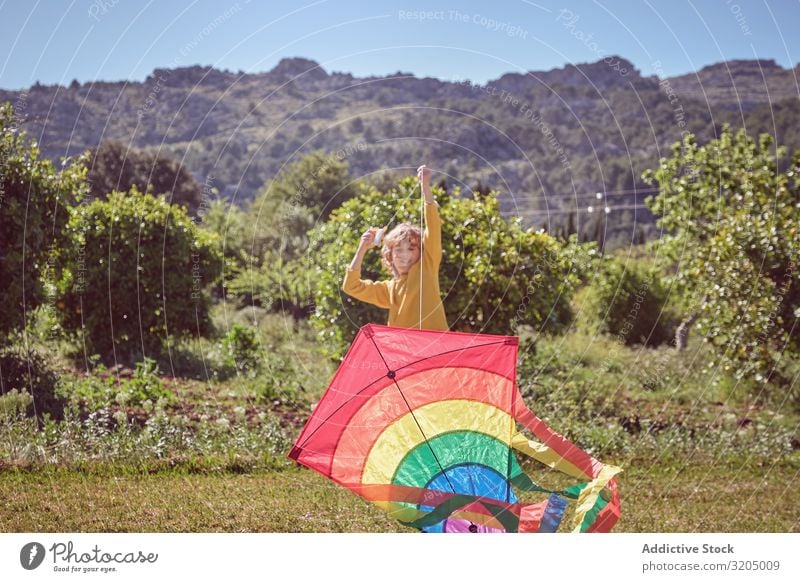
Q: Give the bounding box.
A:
[675,293,708,350]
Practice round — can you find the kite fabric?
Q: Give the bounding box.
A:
[289,324,621,533]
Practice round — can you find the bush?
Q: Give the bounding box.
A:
[56,188,222,363]
[60,358,174,411]
[0,102,89,335]
[580,257,677,347]
[0,346,65,422]
[88,141,203,215]
[0,389,33,421]
[643,127,800,380]
[221,323,263,377]
[246,150,363,262]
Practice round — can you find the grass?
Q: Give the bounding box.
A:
[1,456,797,532]
[2,315,798,533]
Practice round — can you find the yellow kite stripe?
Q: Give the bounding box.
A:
[362,400,515,485]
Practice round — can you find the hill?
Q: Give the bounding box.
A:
[2,56,799,246]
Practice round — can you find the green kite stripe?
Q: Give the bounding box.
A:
[391,430,523,489]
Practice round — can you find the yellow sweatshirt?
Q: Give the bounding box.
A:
[342,201,448,331]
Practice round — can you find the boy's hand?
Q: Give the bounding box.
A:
[417,165,432,190]
[358,227,377,250]
[418,165,434,203]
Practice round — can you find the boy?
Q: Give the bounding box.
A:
[342,165,448,330]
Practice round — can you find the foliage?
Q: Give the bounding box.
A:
[580,256,678,347]
[308,178,581,356]
[643,127,800,384]
[56,188,222,363]
[0,406,288,472]
[221,323,262,377]
[246,150,363,262]
[198,197,249,294]
[0,102,89,336]
[88,141,204,215]
[0,346,65,422]
[516,328,798,460]
[0,389,33,421]
[61,358,175,411]
[226,251,313,319]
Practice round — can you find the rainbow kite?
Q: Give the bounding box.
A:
[289,324,621,532]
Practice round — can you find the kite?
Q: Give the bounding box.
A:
[289,324,621,533]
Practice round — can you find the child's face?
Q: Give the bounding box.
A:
[392,238,420,276]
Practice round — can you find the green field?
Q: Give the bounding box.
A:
[2,320,798,533]
[1,458,797,532]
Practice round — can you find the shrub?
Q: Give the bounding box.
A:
[0,346,65,422]
[56,188,222,363]
[60,358,174,411]
[643,127,800,381]
[87,141,203,215]
[0,389,33,421]
[249,352,304,404]
[221,323,263,377]
[0,102,89,336]
[580,257,677,347]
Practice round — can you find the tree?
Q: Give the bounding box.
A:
[87,141,203,214]
[56,188,221,363]
[0,102,89,336]
[246,150,362,262]
[308,178,581,357]
[643,126,800,385]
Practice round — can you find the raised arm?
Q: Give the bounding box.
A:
[418,165,441,268]
[341,228,391,309]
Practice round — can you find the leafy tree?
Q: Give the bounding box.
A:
[227,251,312,320]
[56,188,221,363]
[246,150,362,262]
[198,197,249,297]
[643,127,800,385]
[308,178,580,356]
[88,141,203,214]
[0,102,89,336]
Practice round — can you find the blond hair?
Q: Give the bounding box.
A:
[380,222,421,278]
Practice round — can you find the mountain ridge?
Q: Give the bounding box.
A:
[1,55,798,246]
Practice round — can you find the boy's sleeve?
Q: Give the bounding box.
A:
[422,200,442,269]
[342,267,391,309]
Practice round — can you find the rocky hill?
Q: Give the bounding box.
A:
[2,56,798,245]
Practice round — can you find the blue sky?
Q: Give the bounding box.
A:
[1,0,798,89]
